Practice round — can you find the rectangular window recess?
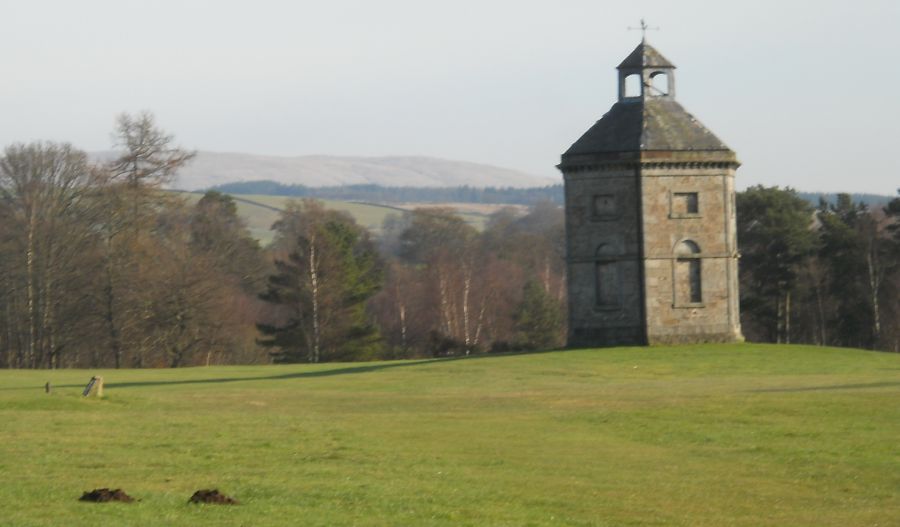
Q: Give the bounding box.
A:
[592,194,619,220]
[595,261,621,308]
[671,192,700,218]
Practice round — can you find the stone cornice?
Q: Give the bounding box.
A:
[560,160,739,173]
[558,150,740,174]
[641,161,738,170]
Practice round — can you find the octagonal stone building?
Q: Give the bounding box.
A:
[560,39,743,347]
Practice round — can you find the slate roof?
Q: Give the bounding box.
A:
[617,41,675,70]
[563,98,731,156]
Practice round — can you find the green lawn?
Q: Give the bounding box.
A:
[1,344,898,526]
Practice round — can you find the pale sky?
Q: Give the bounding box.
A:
[2,0,898,194]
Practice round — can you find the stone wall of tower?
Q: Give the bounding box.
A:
[564,165,646,347]
[639,161,743,344]
[561,40,743,348]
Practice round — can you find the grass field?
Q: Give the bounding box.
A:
[179,192,409,245]
[1,344,899,526]
[179,192,496,245]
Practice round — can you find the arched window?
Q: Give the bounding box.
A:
[624,74,642,98]
[595,244,619,308]
[675,240,702,305]
[649,71,669,96]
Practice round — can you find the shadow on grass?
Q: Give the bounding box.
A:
[2,350,554,391]
[104,359,446,389]
[752,381,900,393]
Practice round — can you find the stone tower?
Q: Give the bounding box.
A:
[559,39,743,347]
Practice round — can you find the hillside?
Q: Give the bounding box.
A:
[2,344,898,526]
[180,193,406,244]
[166,152,558,190]
[179,192,501,244]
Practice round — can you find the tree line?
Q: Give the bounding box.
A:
[737,186,900,352]
[255,198,567,362]
[0,114,266,368]
[1,116,897,368]
[0,115,567,368]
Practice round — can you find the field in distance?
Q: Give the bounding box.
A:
[1,344,898,526]
[179,192,514,245]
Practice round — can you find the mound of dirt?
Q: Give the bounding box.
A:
[188,489,238,505]
[79,488,134,503]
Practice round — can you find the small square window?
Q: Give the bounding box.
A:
[672,192,699,217]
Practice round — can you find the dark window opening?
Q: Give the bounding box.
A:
[673,192,699,216]
[675,240,702,305]
[688,259,702,303]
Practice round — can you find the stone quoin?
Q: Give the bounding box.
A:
[559,38,743,347]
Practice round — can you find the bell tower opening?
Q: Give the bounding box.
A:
[617,40,676,102]
[649,71,670,97]
[624,74,642,98]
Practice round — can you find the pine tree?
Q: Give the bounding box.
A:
[736,186,818,343]
[258,201,383,362]
[513,279,563,350]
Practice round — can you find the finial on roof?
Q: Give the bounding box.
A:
[628,18,659,42]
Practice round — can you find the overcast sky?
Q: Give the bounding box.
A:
[2,0,898,194]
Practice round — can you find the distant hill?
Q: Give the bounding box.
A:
[165,152,558,190]
[797,192,896,208]
[208,181,565,205]
[177,192,513,245]
[178,193,416,245]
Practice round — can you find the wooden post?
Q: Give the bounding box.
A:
[95,376,104,398]
[45,382,52,394]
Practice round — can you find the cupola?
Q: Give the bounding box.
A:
[616,40,676,101]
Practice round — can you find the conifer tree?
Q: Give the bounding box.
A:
[258,201,383,362]
[513,279,564,350]
[736,186,817,343]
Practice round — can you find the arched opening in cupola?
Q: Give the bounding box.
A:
[649,71,669,96]
[624,74,642,98]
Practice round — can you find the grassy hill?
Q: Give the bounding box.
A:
[164,152,557,190]
[2,344,898,526]
[180,192,495,245]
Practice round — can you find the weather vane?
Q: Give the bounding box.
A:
[628,18,659,40]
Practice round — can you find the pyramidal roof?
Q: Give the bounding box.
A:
[617,40,675,70]
[564,99,731,155]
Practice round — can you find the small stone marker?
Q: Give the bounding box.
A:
[82,376,104,397]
